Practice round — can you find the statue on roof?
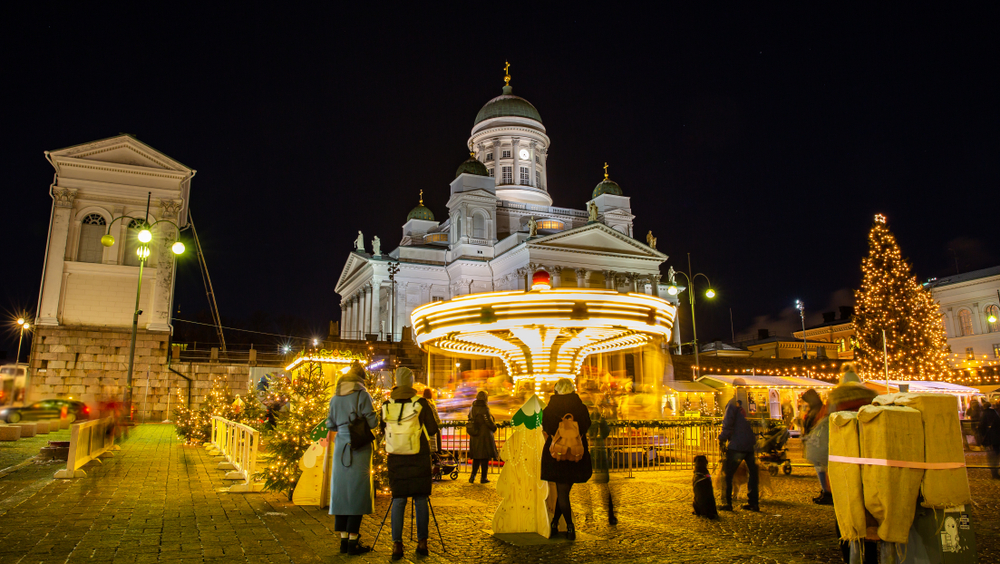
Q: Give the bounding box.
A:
[646,230,657,250]
[372,236,381,257]
[667,266,677,285]
[528,216,538,237]
[355,231,365,252]
[587,201,599,223]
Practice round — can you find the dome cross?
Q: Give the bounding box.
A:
[504,61,511,85]
[603,162,609,180]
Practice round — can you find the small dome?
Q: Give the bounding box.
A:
[592,179,623,198]
[406,189,435,221]
[474,85,543,125]
[455,155,489,178]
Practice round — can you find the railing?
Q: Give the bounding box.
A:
[437,417,728,476]
[54,416,119,479]
[172,344,287,366]
[208,416,264,492]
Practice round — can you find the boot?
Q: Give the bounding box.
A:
[814,491,833,505]
[416,538,429,556]
[348,537,372,555]
[550,518,560,539]
[566,523,576,541]
[741,504,760,512]
[391,541,404,560]
[339,538,349,553]
[468,475,475,484]
[608,496,618,526]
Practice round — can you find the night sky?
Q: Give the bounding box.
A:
[3,5,997,358]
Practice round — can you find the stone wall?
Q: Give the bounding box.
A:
[28,325,251,422]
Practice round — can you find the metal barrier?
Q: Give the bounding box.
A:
[437,417,728,476]
[207,416,263,492]
[54,416,118,479]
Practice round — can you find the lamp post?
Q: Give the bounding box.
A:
[795,300,807,359]
[15,318,30,365]
[100,193,186,421]
[666,253,716,379]
[387,262,400,344]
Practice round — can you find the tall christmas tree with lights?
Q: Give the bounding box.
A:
[853,214,952,381]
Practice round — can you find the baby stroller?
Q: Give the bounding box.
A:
[431,450,460,481]
[756,424,792,476]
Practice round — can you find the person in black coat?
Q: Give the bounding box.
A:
[979,401,1000,479]
[381,368,440,560]
[467,390,499,484]
[540,378,592,540]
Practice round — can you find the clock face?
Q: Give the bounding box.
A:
[519,149,529,160]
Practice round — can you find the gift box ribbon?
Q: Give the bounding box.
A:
[828,455,965,470]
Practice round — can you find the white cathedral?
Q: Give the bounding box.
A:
[335,71,677,344]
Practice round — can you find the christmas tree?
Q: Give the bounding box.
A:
[256,360,331,494]
[234,382,267,431]
[853,214,952,381]
[364,365,390,495]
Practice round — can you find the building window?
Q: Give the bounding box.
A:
[486,152,493,162]
[520,166,529,184]
[958,309,974,336]
[501,166,512,184]
[535,155,540,164]
[966,347,975,360]
[77,213,106,263]
[424,233,448,243]
[985,304,1000,333]
[538,220,564,230]
[472,214,486,238]
[535,170,541,188]
[124,219,150,267]
[994,343,1000,358]
[488,167,494,177]
[501,149,511,159]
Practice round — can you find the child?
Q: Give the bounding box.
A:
[692,455,718,519]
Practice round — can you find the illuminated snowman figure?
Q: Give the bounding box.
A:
[492,395,552,537]
[940,516,961,553]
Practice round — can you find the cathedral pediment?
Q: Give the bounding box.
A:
[48,134,191,173]
[335,252,372,294]
[527,223,665,259]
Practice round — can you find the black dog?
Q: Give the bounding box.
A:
[692,455,718,519]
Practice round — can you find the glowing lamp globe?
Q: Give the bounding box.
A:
[667,284,678,296]
[136,246,151,259]
[990,314,999,324]
[137,229,152,243]
[171,241,185,255]
[17,318,24,325]
[101,234,115,247]
[531,270,551,291]
[705,288,716,299]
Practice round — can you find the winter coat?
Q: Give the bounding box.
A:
[467,400,499,460]
[588,406,611,484]
[382,397,440,499]
[979,407,1000,453]
[719,400,755,453]
[326,389,379,516]
[540,392,593,484]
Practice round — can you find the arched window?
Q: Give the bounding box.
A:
[986,304,1000,333]
[77,214,106,263]
[472,213,486,239]
[958,309,974,336]
[124,219,149,267]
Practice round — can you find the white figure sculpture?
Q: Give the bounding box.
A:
[373,236,381,257]
[667,266,677,285]
[646,230,657,250]
[528,217,538,237]
[587,201,599,222]
[355,231,365,252]
[492,395,552,537]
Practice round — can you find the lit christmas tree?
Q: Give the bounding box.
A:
[234,383,267,431]
[364,365,390,495]
[853,214,952,381]
[256,360,331,495]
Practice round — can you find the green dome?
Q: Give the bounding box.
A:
[474,85,543,125]
[407,204,435,222]
[455,155,489,178]
[592,179,623,198]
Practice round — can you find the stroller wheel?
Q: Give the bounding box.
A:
[783,462,792,475]
[769,464,779,476]
[450,471,459,480]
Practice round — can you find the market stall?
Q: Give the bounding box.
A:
[697,374,836,431]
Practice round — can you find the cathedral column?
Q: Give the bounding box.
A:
[651,274,662,297]
[550,267,561,288]
[147,199,183,332]
[512,138,521,185]
[343,297,351,339]
[529,141,538,188]
[371,279,382,340]
[576,268,587,288]
[540,147,548,191]
[363,285,372,337]
[603,270,615,289]
[37,188,76,326]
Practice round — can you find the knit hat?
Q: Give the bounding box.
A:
[839,362,860,384]
[395,367,414,388]
[476,390,488,402]
[554,378,575,395]
[802,388,823,409]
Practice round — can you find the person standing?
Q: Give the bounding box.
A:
[978,400,1000,479]
[467,390,498,483]
[541,378,593,540]
[382,368,440,560]
[718,384,759,512]
[422,388,442,453]
[802,388,831,505]
[586,402,617,525]
[326,362,379,555]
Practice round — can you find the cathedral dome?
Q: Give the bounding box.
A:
[592,163,624,198]
[474,85,543,126]
[455,155,489,178]
[407,190,435,221]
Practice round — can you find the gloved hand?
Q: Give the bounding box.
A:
[719,439,727,454]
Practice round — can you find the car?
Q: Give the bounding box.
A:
[0,399,91,424]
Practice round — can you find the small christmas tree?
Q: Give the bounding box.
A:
[364,365,390,495]
[256,361,331,494]
[235,383,267,431]
[853,214,952,381]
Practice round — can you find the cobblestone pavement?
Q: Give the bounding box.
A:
[0,424,996,564]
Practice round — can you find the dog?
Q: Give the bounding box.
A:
[692,455,718,519]
[713,459,773,503]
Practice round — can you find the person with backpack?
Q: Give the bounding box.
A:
[325,362,379,555]
[541,378,592,540]
[382,367,440,560]
[467,390,498,484]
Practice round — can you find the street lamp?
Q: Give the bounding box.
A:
[15,317,31,365]
[795,300,807,359]
[100,193,186,421]
[665,253,716,379]
[387,261,400,344]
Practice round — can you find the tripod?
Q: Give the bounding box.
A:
[372,497,446,553]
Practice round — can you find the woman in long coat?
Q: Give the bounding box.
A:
[541,378,592,540]
[467,390,499,483]
[326,363,379,555]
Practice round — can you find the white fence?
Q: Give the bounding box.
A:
[207,416,263,492]
[54,416,118,479]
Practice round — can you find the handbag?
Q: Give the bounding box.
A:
[347,391,375,451]
[466,418,481,437]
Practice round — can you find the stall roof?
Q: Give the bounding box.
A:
[697,374,835,389]
[663,381,716,393]
[865,380,980,394]
[974,385,1000,396]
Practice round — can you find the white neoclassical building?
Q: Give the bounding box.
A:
[929,265,1000,367]
[335,74,676,344]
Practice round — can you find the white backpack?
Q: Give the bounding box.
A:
[382,399,427,455]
